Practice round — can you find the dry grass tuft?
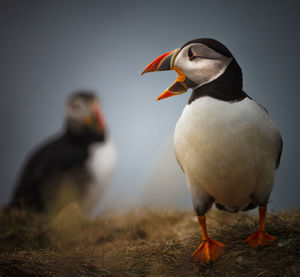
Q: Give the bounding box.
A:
[0,207,299,276]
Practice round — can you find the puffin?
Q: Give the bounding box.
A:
[142,38,282,263]
[10,91,117,216]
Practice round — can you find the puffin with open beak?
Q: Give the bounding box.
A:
[142,38,282,263]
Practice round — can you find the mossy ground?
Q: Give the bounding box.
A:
[0,206,299,276]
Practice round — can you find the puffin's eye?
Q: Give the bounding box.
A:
[188,47,194,59]
[188,47,200,61]
[71,103,81,110]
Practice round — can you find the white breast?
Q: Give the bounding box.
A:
[174,96,281,210]
[84,137,117,214]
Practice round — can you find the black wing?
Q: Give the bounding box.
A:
[10,134,89,210]
[276,135,283,169]
[253,99,283,169]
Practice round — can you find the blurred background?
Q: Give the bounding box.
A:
[0,0,299,212]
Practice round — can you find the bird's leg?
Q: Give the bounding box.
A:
[192,215,226,264]
[244,205,276,247]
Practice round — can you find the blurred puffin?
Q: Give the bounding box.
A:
[10,91,117,216]
[142,38,282,263]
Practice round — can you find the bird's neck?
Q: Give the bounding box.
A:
[188,59,248,104]
[65,127,106,145]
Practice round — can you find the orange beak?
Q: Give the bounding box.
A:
[141,49,187,101]
[92,102,106,132]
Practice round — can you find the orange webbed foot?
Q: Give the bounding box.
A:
[244,229,276,247]
[192,238,226,264]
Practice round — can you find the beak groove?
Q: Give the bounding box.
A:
[141,50,175,75]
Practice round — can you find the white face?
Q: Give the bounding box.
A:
[65,97,91,122]
[173,43,232,89]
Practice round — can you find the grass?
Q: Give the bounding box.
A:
[0,205,299,276]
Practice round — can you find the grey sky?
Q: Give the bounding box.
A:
[0,0,299,210]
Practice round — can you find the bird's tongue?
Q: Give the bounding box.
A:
[156,67,188,101]
[141,49,187,101]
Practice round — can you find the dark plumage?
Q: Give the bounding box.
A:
[9,91,112,214]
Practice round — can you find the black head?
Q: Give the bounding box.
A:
[180,38,233,58]
[142,38,244,102]
[65,90,107,141]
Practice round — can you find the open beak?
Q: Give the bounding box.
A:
[141,49,187,101]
